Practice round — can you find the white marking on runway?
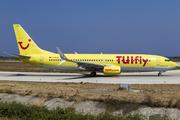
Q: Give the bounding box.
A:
[0,70,179,84]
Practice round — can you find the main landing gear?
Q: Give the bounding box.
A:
[158,72,162,76]
[90,71,96,77]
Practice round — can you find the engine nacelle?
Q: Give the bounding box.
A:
[103,66,121,75]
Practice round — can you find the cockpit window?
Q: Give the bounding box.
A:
[165,59,170,62]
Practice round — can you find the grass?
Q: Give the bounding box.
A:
[0,62,55,72]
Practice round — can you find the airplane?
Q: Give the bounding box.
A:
[4,24,178,77]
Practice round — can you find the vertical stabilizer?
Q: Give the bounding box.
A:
[13,24,51,55]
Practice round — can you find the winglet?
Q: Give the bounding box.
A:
[56,47,68,60]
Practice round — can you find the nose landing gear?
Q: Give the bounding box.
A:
[158,71,166,76]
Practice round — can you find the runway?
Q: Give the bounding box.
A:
[0,70,180,84]
[176,62,180,66]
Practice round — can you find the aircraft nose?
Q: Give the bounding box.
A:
[172,62,178,67]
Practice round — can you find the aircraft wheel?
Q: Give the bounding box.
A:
[90,71,96,77]
[158,73,162,76]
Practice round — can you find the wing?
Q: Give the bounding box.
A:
[56,47,104,71]
[75,61,104,71]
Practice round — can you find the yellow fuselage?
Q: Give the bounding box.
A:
[20,53,177,72]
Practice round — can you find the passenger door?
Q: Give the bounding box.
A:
[156,58,160,66]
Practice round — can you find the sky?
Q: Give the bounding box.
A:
[0,0,180,57]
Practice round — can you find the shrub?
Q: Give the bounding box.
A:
[0,101,148,120]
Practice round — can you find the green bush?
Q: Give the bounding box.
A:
[169,57,180,62]
[0,101,171,120]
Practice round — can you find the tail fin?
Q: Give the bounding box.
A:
[13,24,52,55]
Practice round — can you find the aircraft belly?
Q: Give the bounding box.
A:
[121,66,153,72]
[121,66,175,72]
[153,67,176,71]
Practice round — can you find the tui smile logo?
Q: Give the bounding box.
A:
[18,39,31,50]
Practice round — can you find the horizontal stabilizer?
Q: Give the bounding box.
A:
[4,52,30,58]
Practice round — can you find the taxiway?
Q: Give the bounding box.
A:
[0,70,179,84]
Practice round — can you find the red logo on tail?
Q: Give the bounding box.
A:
[18,39,31,50]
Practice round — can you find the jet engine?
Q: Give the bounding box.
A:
[103,66,121,75]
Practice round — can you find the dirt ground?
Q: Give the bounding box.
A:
[1,81,180,108]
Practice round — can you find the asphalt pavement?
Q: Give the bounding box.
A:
[0,70,179,84]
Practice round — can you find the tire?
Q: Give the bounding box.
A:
[158,73,162,76]
[90,72,96,77]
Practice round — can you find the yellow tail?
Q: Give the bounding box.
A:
[13,24,52,55]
